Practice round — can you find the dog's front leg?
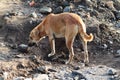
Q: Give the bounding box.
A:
[48,36,56,57]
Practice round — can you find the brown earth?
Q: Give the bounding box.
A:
[0,0,120,79]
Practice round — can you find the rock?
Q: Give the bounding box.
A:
[113,11,120,20]
[113,0,120,10]
[31,12,38,18]
[54,6,63,13]
[115,22,120,28]
[13,77,25,80]
[61,0,69,7]
[3,72,8,80]
[115,50,120,57]
[16,12,24,16]
[74,0,81,3]
[37,65,52,73]
[3,16,11,21]
[72,70,86,80]
[117,50,120,54]
[18,44,28,53]
[25,78,32,80]
[108,69,117,75]
[83,0,93,7]
[37,66,47,74]
[39,7,52,14]
[101,44,108,49]
[33,74,49,80]
[63,6,71,12]
[0,77,4,80]
[0,43,6,47]
[108,40,113,44]
[7,43,17,49]
[29,0,35,7]
[105,1,116,11]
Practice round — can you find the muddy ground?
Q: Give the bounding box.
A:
[0,0,120,80]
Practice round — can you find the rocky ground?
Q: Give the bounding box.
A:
[0,0,120,80]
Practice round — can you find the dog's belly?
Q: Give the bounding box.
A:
[54,33,64,38]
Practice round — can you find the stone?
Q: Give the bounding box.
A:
[61,0,69,7]
[37,65,52,73]
[115,50,120,57]
[63,6,71,12]
[54,6,63,13]
[31,12,38,18]
[108,69,117,75]
[105,1,116,11]
[101,44,108,49]
[16,12,24,16]
[39,7,52,14]
[24,78,32,80]
[115,22,120,28]
[0,77,4,80]
[0,43,6,47]
[13,77,24,80]
[113,11,120,20]
[117,50,120,54]
[3,72,8,80]
[72,70,86,79]
[17,44,28,53]
[33,74,49,80]
[113,0,120,10]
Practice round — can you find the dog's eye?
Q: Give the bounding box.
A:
[30,36,33,40]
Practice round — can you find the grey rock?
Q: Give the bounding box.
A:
[117,50,120,54]
[39,7,52,14]
[105,1,116,11]
[108,69,117,75]
[115,22,120,28]
[113,0,120,10]
[37,66,47,74]
[72,70,86,80]
[24,78,32,80]
[18,44,28,53]
[61,0,69,7]
[115,50,120,57]
[101,44,108,49]
[3,16,10,21]
[63,6,71,12]
[0,43,6,47]
[33,74,49,80]
[37,65,52,73]
[54,6,63,13]
[114,11,120,20]
[31,12,38,18]
[13,77,24,80]
[16,12,24,16]
[0,77,4,80]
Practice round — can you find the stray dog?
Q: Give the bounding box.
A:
[29,12,93,64]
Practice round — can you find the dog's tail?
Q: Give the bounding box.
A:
[78,21,93,42]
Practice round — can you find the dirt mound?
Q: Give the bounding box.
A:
[0,0,120,80]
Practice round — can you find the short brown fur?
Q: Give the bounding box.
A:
[29,12,93,64]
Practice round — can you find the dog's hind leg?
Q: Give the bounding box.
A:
[81,38,89,64]
[65,36,75,64]
[65,25,77,64]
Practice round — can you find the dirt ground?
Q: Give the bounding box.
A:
[0,0,120,80]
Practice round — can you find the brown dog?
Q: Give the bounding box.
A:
[29,12,93,64]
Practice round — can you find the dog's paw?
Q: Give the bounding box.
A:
[48,53,54,57]
[65,61,70,64]
[84,59,89,64]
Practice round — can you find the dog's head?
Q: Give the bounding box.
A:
[28,25,46,47]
